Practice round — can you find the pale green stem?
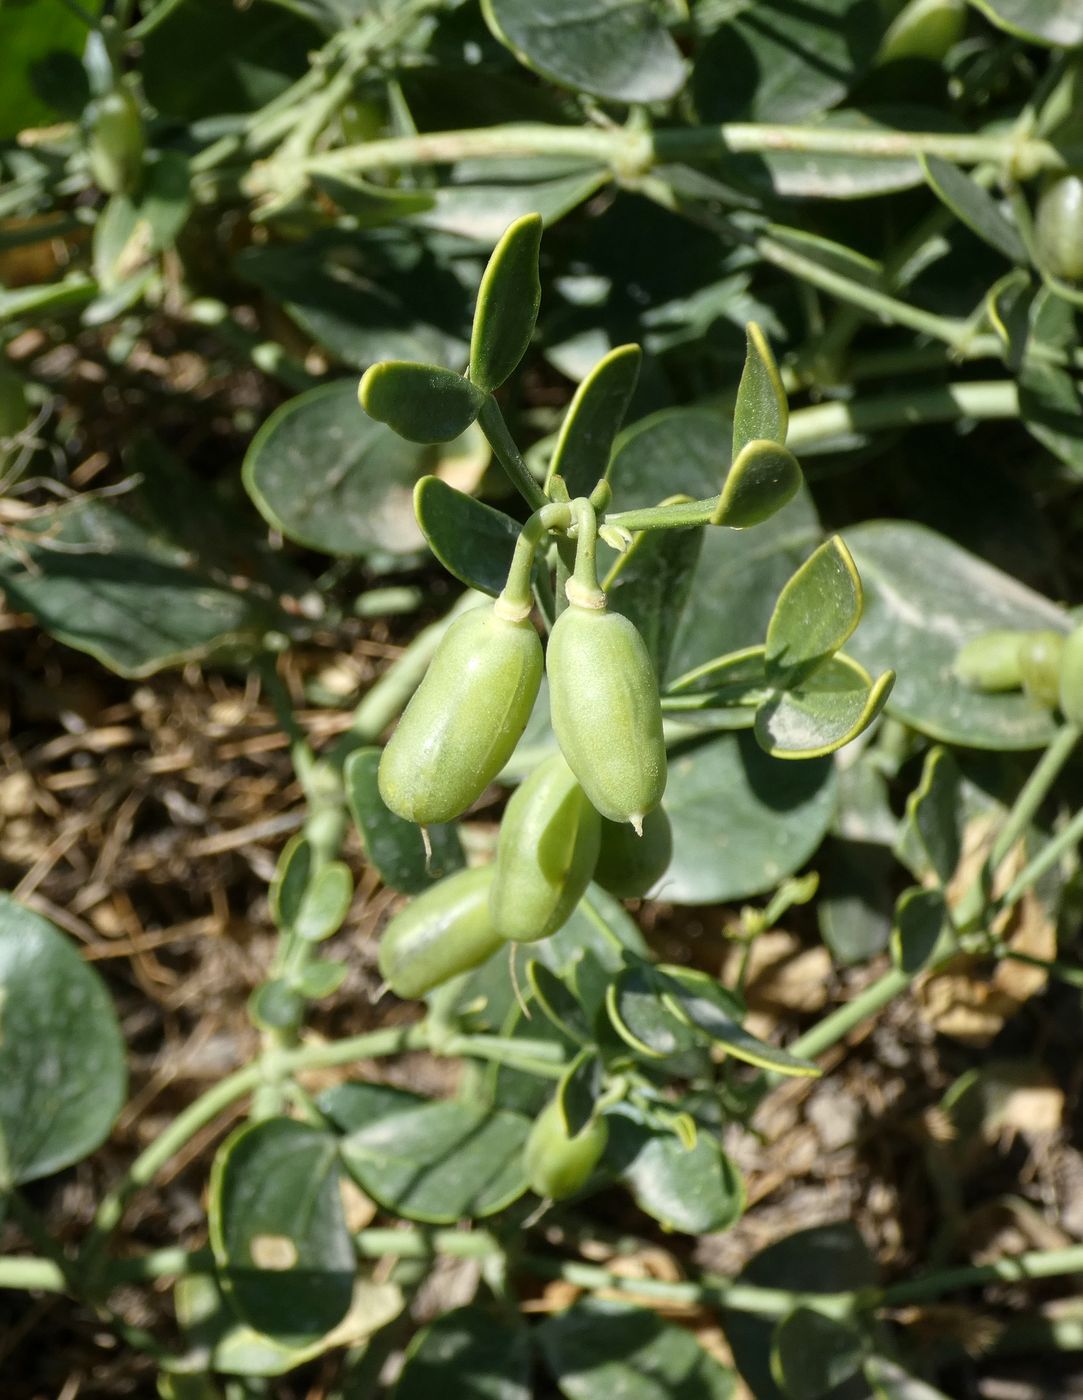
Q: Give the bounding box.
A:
[569,498,604,604]
[500,504,571,615]
[953,723,1082,930]
[246,123,1070,195]
[478,398,548,512]
[785,965,913,1064]
[997,804,1083,912]
[879,1244,1083,1307]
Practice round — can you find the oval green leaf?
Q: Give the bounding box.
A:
[711,439,803,529]
[547,343,642,498]
[771,1309,869,1400]
[243,381,429,557]
[339,1099,531,1223]
[538,1298,736,1400]
[844,521,1070,749]
[921,156,1027,264]
[612,1112,746,1235]
[766,536,863,690]
[0,895,126,1187]
[359,361,486,444]
[483,0,687,105]
[967,0,1083,46]
[413,475,523,597]
[344,747,465,894]
[663,731,837,904]
[755,656,895,760]
[396,1306,531,1400]
[469,212,543,392]
[209,1117,355,1347]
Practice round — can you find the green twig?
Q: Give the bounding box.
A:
[478,398,548,512]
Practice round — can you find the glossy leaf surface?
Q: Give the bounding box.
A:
[344,747,464,894]
[547,344,642,497]
[711,440,803,529]
[360,362,486,444]
[844,522,1069,748]
[664,731,837,903]
[469,212,543,392]
[765,537,863,690]
[733,324,789,457]
[538,1299,736,1400]
[755,656,895,760]
[413,476,523,597]
[209,1118,354,1347]
[243,381,429,557]
[0,896,126,1187]
[483,0,687,104]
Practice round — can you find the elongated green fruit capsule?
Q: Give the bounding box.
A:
[379,602,543,825]
[378,865,503,1000]
[1058,624,1083,725]
[546,596,666,829]
[954,630,1027,692]
[523,1099,609,1200]
[1018,630,1066,710]
[1035,174,1083,284]
[594,806,672,899]
[490,753,601,944]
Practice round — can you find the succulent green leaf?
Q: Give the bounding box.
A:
[344,747,464,894]
[606,964,703,1062]
[413,476,523,597]
[605,515,705,681]
[0,896,126,1187]
[546,343,642,497]
[339,1099,531,1223]
[765,536,863,690]
[985,268,1034,367]
[891,886,952,976]
[771,1309,869,1400]
[921,156,1027,264]
[733,324,789,459]
[755,655,895,760]
[904,747,962,886]
[416,162,609,243]
[469,212,543,392]
[557,1047,601,1137]
[397,1307,531,1400]
[270,834,312,932]
[175,1271,401,1379]
[209,1118,355,1347]
[609,1110,745,1235]
[660,967,819,1077]
[482,0,687,105]
[966,0,1083,47]
[1018,359,1083,474]
[0,498,272,678]
[293,960,348,1000]
[538,1299,736,1399]
[844,521,1070,749]
[294,862,354,943]
[359,361,486,444]
[693,0,880,123]
[248,979,303,1032]
[711,440,803,529]
[527,960,593,1045]
[243,381,431,557]
[722,1223,877,1400]
[664,731,837,904]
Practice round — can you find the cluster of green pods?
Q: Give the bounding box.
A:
[956,623,1083,721]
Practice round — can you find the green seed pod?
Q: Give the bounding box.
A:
[546,598,666,829]
[594,805,672,899]
[1058,624,1083,725]
[954,630,1028,692]
[523,1098,609,1200]
[1018,630,1066,710]
[489,753,601,943]
[1035,174,1083,284]
[379,602,543,825]
[87,87,145,196]
[377,865,504,1000]
[877,0,966,65]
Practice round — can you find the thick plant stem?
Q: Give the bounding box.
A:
[998,804,1083,912]
[879,1244,1083,1307]
[251,123,1070,194]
